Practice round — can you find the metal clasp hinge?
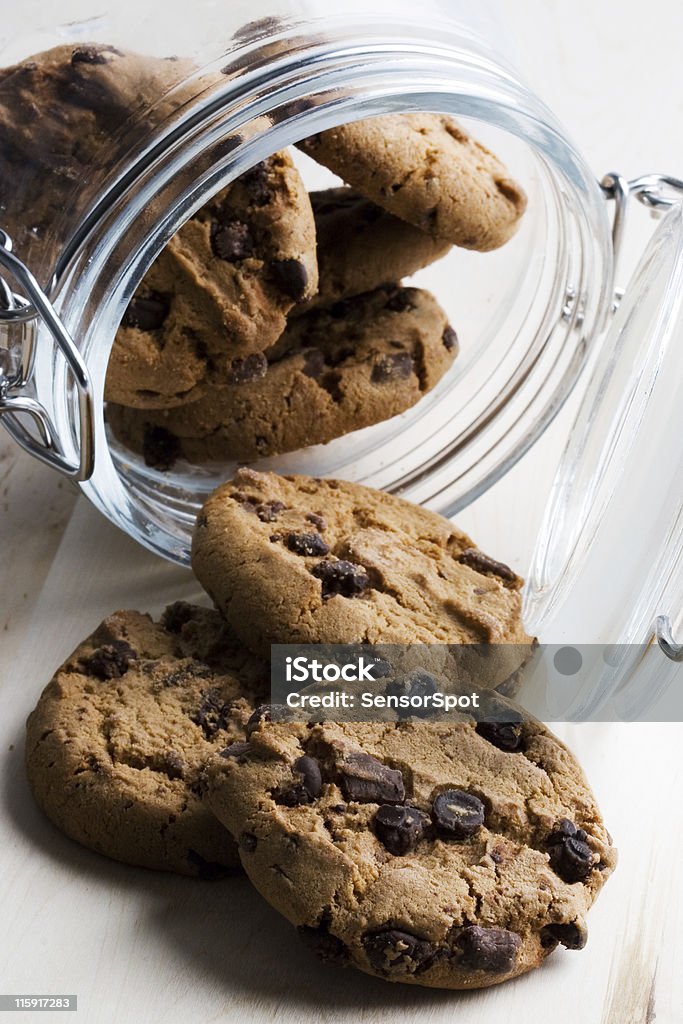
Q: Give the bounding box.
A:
[0,230,94,481]
[600,171,683,309]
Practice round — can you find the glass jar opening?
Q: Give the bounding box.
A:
[36,30,612,564]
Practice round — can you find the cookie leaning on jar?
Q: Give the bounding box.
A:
[191,469,535,695]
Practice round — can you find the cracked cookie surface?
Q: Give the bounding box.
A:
[206,715,616,989]
[106,150,318,408]
[298,113,527,251]
[191,470,534,660]
[107,285,458,463]
[25,603,268,875]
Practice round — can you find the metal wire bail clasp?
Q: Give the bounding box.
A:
[600,171,683,304]
[0,229,94,480]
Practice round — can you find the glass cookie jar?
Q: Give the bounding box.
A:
[0,0,680,715]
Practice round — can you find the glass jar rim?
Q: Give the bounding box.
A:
[32,22,612,566]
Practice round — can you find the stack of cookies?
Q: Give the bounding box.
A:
[26,469,616,992]
[0,43,526,464]
[103,104,528,466]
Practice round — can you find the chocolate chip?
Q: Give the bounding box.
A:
[220,741,253,760]
[384,288,415,312]
[186,849,231,880]
[294,755,322,797]
[142,424,180,471]
[269,258,309,301]
[339,752,405,804]
[163,664,212,688]
[540,922,587,950]
[302,349,325,379]
[241,160,273,206]
[432,789,485,839]
[239,832,258,853]
[385,670,439,719]
[122,292,170,331]
[245,703,289,738]
[226,352,268,384]
[305,512,326,531]
[298,923,349,964]
[285,532,330,557]
[211,219,254,261]
[475,708,524,752]
[192,688,230,738]
[546,819,595,883]
[363,929,434,974]
[456,926,521,972]
[164,750,185,780]
[374,804,427,855]
[255,501,285,523]
[71,45,118,65]
[310,560,370,598]
[84,640,136,680]
[276,755,323,806]
[442,326,459,352]
[458,548,518,584]
[371,351,414,383]
[161,601,194,634]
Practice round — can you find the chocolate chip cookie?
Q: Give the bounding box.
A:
[298,114,527,251]
[0,44,196,274]
[25,603,268,875]
[205,715,616,989]
[107,285,458,463]
[106,150,318,408]
[305,188,451,308]
[191,470,534,660]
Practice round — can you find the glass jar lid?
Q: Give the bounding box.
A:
[524,201,683,654]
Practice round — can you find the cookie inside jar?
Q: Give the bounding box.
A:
[0,33,607,564]
[104,100,540,481]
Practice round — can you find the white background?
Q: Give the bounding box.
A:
[1,2,683,1022]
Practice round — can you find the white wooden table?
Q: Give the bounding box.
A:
[1,1,683,1021]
